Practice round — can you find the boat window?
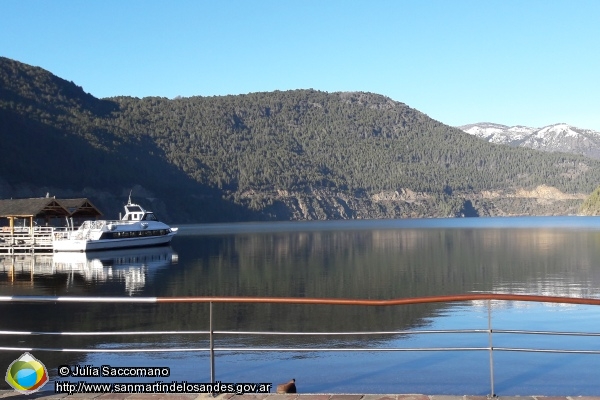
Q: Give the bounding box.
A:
[126,206,142,213]
[143,213,157,221]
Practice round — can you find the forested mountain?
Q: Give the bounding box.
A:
[1,56,599,222]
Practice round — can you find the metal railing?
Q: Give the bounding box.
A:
[1,293,600,396]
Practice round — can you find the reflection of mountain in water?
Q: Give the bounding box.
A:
[2,221,600,385]
[166,225,600,334]
[0,246,178,295]
[173,226,600,297]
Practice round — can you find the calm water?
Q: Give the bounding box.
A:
[2,216,600,395]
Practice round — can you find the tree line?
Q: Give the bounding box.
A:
[2,56,600,221]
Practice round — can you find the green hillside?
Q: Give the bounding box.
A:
[580,185,600,215]
[1,56,598,222]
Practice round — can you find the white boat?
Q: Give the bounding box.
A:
[53,199,178,252]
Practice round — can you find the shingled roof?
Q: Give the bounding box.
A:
[0,198,102,219]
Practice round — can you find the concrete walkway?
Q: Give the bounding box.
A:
[1,392,600,400]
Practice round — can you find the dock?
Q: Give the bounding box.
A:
[0,197,103,253]
[0,227,54,253]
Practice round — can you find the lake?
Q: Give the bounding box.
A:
[1,216,600,395]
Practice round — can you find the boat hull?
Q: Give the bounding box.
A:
[53,231,177,252]
[52,200,178,252]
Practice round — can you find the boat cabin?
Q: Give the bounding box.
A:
[122,204,158,221]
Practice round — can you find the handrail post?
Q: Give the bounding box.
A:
[209,301,215,386]
[488,299,495,397]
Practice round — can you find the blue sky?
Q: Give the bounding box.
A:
[2,0,600,130]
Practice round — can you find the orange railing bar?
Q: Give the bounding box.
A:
[2,293,600,397]
[155,293,600,306]
[3,293,600,305]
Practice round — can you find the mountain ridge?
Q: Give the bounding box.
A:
[2,56,600,221]
[459,122,600,159]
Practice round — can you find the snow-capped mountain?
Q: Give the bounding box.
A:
[459,122,600,159]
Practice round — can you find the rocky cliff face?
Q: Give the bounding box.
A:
[232,185,586,220]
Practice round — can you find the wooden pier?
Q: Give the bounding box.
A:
[0,227,54,253]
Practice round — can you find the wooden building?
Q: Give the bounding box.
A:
[56,198,103,224]
[0,197,102,253]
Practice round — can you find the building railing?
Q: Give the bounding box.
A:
[1,293,600,396]
[0,227,57,252]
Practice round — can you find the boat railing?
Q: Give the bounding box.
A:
[89,219,142,228]
[1,293,600,397]
[78,220,107,231]
[110,219,145,227]
[52,221,108,241]
[51,228,71,241]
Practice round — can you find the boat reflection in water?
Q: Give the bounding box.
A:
[0,246,178,294]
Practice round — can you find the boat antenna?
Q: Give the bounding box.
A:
[128,190,132,205]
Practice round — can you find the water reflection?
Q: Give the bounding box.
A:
[0,246,178,295]
[2,218,600,394]
[171,224,600,302]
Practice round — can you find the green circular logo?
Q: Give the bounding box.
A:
[5,352,49,394]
